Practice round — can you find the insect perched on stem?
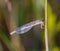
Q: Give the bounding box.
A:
[10,18,44,35]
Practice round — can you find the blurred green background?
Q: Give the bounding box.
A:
[48,0,60,51]
[0,0,45,51]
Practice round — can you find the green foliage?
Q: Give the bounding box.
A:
[48,3,60,51]
[0,29,16,51]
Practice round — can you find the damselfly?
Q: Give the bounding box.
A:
[10,18,44,35]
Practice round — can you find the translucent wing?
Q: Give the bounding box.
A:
[16,26,32,34]
[15,20,37,34]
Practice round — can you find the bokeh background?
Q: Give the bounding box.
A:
[0,0,45,51]
[48,0,60,51]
